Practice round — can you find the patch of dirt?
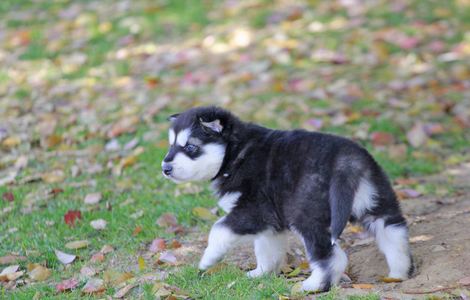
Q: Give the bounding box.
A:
[179,163,470,299]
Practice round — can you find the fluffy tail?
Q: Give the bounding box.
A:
[329,173,358,243]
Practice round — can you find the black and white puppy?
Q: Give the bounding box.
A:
[162,106,413,292]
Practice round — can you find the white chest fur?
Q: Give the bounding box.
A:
[218,192,241,213]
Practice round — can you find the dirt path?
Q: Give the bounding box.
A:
[176,163,470,299]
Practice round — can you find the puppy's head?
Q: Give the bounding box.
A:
[162,107,230,183]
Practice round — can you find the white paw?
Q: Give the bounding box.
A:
[388,272,408,280]
[246,268,265,278]
[198,258,213,271]
[301,273,325,292]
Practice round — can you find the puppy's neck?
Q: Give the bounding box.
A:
[211,122,268,189]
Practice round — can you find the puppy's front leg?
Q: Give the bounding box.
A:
[199,217,241,270]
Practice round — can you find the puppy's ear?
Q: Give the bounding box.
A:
[200,118,223,133]
[167,114,180,122]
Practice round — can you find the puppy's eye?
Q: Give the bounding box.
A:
[184,144,198,153]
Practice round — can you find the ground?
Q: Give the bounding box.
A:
[1,0,470,299]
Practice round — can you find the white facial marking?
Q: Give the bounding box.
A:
[352,178,376,218]
[247,231,288,278]
[168,129,176,145]
[170,143,226,183]
[369,219,411,279]
[218,192,241,213]
[176,128,191,147]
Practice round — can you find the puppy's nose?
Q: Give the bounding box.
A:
[162,164,173,176]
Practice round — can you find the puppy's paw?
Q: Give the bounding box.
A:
[198,260,212,271]
[301,277,327,293]
[246,268,264,278]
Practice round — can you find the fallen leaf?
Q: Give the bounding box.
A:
[410,235,434,243]
[138,256,145,271]
[55,250,76,264]
[204,263,227,275]
[29,265,52,281]
[152,282,172,297]
[156,213,178,228]
[114,284,137,298]
[103,270,133,285]
[149,238,166,253]
[287,267,301,278]
[290,282,304,295]
[64,210,82,227]
[407,123,428,147]
[100,245,114,254]
[157,251,177,265]
[90,219,107,230]
[169,240,182,249]
[56,278,79,292]
[84,193,102,205]
[0,265,20,281]
[65,240,90,250]
[370,131,395,146]
[132,226,142,236]
[192,207,217,221]
[82,278,105,294]
[352,283,374,289]
[90,252,105,263]
[459,276,470,285]
[42,170,65,183]
[2,192,14,202]
[0,254,26,265]
[80,266,96,278]
[380,277,403,283]
[396,188,422,199]
[2,136,21,148]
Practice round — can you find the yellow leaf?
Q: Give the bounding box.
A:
[287,267,301,278]
[204,263,227,275]
[29,265,51,282]
[352,283,374,289]
[2,136,21,148]
[138,256,145,271]
[65,240,90,250]
[380,277,403,283]
[192,207,216,221]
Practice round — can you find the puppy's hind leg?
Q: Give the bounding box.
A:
[295,223,348,292]
[247,231,288,278]
[367,216,413,279]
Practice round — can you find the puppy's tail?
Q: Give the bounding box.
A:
[329,173,357,243]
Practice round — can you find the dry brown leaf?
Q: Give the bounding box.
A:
[352,283,374,289]
[90,252,105,263]
[42,170,65,183]
[29,265,52,282]
[100,245,114,254]
[65,240,90,249]
[114,284,137,298]
[149,238,166,253]
[103,270,134,285]
[0,254,26,265]
[380,277,403,283]
[56,278,79,292]
[0,265,19,282]
[156,213,178,228]
[82,278,105,294]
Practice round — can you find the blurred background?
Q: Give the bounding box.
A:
[1,0,470,178]
[1,0,470,298]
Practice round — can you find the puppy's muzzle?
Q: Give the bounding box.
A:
[162,163,173,176]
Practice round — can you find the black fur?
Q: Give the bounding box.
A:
[165,106,412,291]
